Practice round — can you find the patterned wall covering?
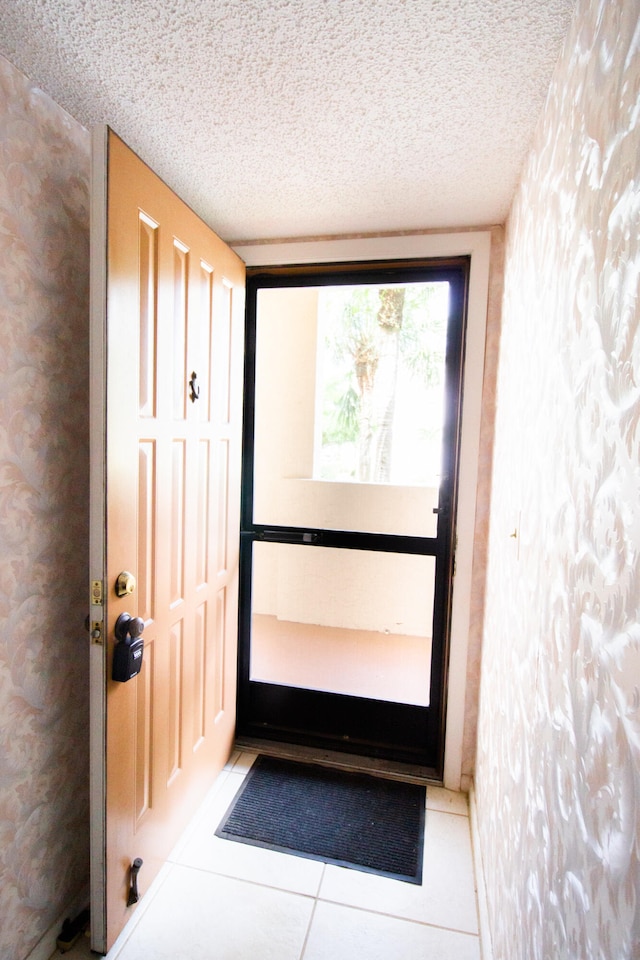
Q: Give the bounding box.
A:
[474,1,640,958]
[0,56,91,960]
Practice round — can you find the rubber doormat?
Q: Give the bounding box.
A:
[215,755,426,883]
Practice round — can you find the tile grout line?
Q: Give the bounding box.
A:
[426,806,470,819]
[298,864,327,960]
[166,859,320,901]
[298,898,320,960]
[315,895,480,940]
[314,862,328,901]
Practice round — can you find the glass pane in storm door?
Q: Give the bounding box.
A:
[250,541,435,706]
[252,281,450,538]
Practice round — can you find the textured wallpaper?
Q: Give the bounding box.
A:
[0,57,91,959]
[475,1,640,958]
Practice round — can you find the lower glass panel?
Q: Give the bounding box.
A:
[250,541,434,706]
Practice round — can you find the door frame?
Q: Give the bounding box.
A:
[88,125,108,950]
[237,258,468,773]
[232,232,492,791]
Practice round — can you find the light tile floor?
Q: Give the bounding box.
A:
[56,752,480,960]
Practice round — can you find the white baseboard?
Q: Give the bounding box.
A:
[469,780,494,960]
[26,887,90,960]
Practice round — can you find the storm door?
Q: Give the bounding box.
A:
[237,259,468,774]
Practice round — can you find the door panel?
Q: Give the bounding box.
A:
[90,127,245,952]
[237,263,467,773]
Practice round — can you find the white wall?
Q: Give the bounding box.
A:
[474,0,640,956]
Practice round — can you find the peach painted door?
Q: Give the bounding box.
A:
[89,127,245,953]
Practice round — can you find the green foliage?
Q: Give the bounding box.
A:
[322,377,360,445]
[332,287,380,366]
[325,283,445,383]
[398,285,446,386]
[318,281,449,478]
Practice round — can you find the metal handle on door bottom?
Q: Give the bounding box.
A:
[127,857,143,906]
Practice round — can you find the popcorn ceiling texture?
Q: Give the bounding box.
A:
[475,0,640,956]
[0,0,575,240]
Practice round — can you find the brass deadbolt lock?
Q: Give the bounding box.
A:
[115,571,137,598]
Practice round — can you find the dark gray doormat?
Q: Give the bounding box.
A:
[215,755,426,884]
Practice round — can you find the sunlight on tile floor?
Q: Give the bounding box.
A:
[55,752,480,960]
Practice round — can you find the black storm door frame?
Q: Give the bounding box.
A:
[237,258,469,777]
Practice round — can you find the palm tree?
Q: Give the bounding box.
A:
[373,287,405,482]
[320,283,445,483]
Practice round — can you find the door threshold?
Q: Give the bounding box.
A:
[233,737,441,786]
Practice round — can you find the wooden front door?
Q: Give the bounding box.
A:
[89,128,245,953]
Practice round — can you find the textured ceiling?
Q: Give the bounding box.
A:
[0,0,576,241]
